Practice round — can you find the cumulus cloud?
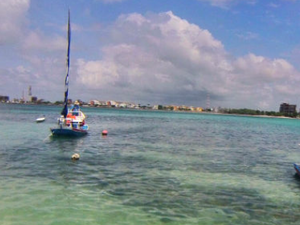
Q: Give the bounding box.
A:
[75,11,299,109]
[233,54,296,84]
[76,12,226,104]
[0,0,30,45]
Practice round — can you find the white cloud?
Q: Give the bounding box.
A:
[233,54,296,84]
[75,11,300,109]
[22,30,66,52]
[0,0,30,44]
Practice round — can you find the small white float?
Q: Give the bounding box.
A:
[36,117,46,123]
[72,153,80,160]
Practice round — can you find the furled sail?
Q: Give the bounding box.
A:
[61,10,71,118]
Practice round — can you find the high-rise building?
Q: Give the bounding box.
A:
[28,85,32,97]
[279,103,297,115]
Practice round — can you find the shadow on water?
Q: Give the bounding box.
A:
[293,173,300,182]
[48,133,89,140]
[46,135,87,157]
[0,133,89,181]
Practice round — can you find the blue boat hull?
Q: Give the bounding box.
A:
[294,163,300,176]
[50,127,88,137]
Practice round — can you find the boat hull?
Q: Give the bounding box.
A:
[36,117,46,123]
[50,127,88,137]
[294,163,300,176]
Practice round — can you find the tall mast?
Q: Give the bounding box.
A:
[61,10,71,118]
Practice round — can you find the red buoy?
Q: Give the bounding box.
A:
[102,130,108,136]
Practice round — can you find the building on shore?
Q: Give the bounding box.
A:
[30,96,38,103]
[0,95,9,102]
[279,103,297,115]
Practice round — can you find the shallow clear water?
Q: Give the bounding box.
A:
[1,103,300,224]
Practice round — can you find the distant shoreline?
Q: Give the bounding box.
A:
[1,102,298,120]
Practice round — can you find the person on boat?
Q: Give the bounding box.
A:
[58,115,65,128]
[73,101,80,111]
[66,102,78,123]
[80,120,85,127]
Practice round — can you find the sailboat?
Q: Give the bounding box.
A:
[50,11,89,137]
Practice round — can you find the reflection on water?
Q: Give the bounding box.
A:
[1,104,300,224]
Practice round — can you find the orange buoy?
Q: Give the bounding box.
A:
[102,130,108,136]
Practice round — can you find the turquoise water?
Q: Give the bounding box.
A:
[1,103,300,225]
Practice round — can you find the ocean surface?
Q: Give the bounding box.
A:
[1,103,300,225]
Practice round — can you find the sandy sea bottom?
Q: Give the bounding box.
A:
[1,104,300,225]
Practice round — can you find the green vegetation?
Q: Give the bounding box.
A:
[221,108,298,118]
[54,101,64,105]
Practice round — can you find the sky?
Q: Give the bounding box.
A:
[1,0,300,110]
